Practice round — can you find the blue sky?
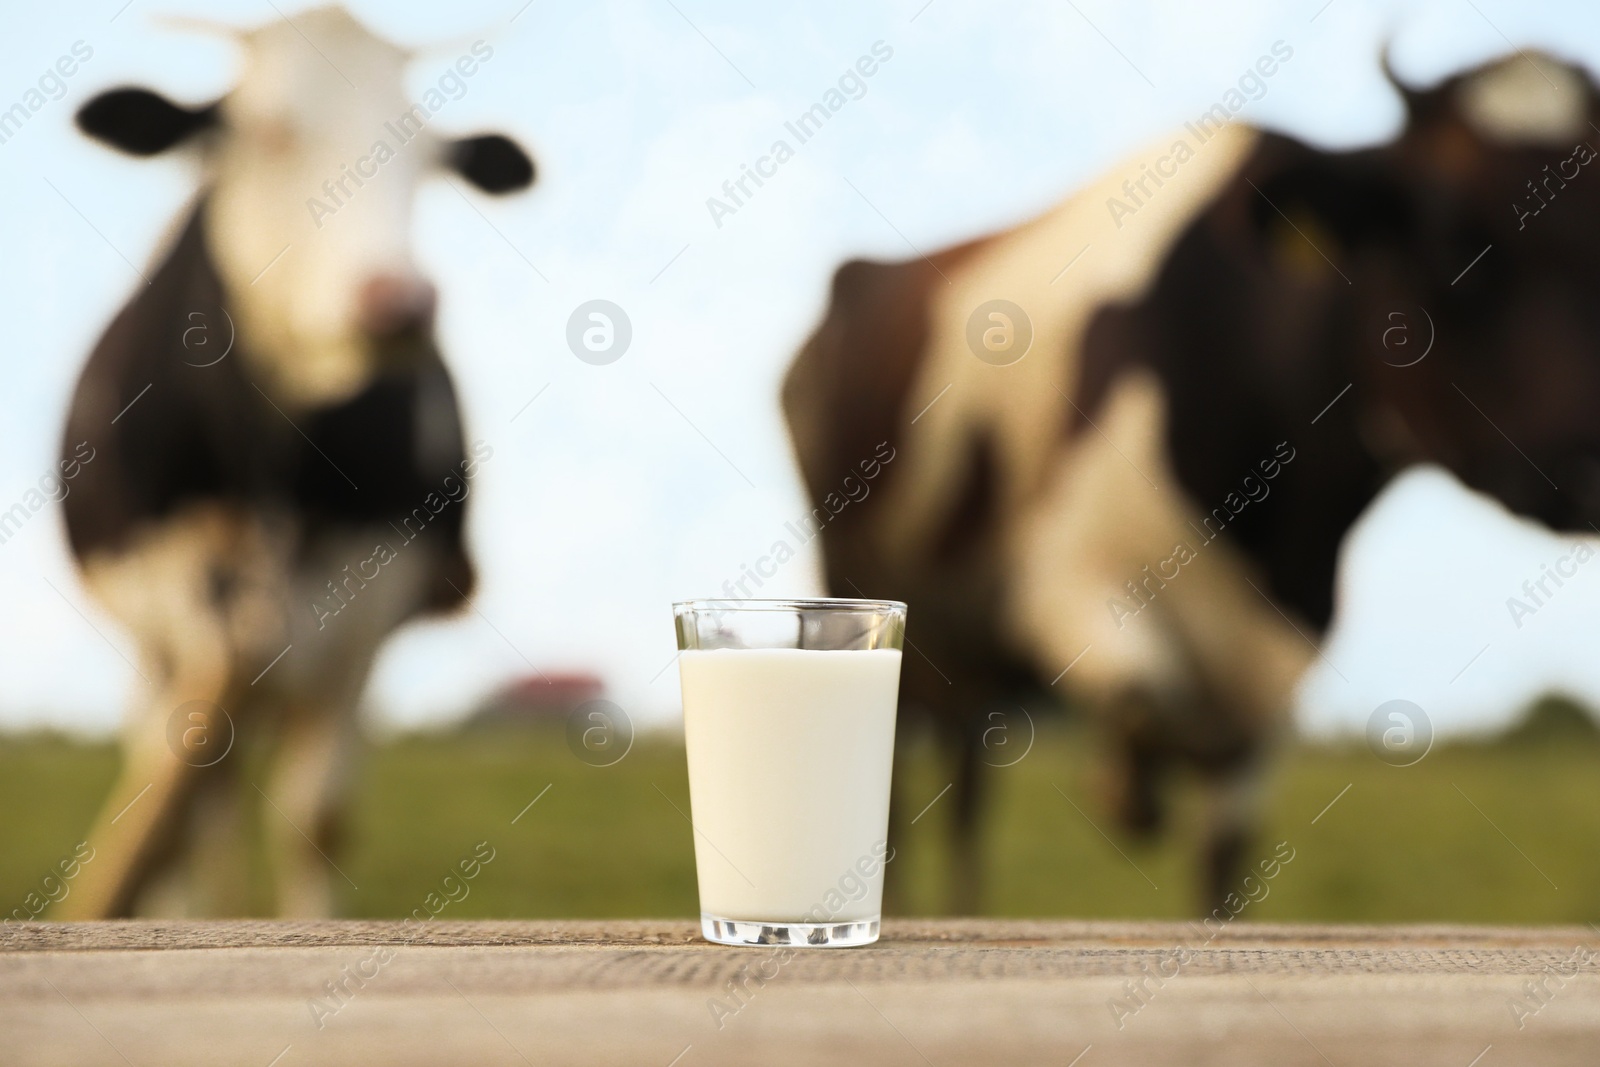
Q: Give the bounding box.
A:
[3,0,1600,737]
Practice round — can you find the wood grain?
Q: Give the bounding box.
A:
[4,920,1597,1065]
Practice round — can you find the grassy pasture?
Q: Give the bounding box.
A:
[2,704,1597,924]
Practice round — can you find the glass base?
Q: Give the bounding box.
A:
[700,913,880,948]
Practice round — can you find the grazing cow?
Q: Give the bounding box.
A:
[785,50,1600,912]
[54,8,533,918]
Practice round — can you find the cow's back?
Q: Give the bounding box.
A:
[786,122,1316,727]
[877,125,1261,563]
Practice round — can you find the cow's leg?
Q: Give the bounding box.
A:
[1098,686,1170,839]
[262,532,437,917]
[884,711,987,917]
[184,728,256,915]
[945,709,988,915]
[53,634,232,919]
[262,700,356,917]
[1195,750,1267,915]
[882,713,915,915]
[53,508,275,919]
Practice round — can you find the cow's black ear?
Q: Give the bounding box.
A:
[76,88,217,156]
[448,134,534,193]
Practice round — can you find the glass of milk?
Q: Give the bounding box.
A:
[673,598,906,948]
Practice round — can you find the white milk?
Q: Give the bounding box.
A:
[678,647,902,923]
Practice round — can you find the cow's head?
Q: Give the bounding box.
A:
[1245,51,1600,532]
[76,7,534,407]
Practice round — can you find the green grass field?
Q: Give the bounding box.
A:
[4,707,1598,924]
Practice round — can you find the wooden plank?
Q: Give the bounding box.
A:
[4,920,1597,1065]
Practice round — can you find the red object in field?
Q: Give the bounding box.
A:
[467,672,606,727]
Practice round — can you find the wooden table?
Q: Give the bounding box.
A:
[4,920,1597,1065]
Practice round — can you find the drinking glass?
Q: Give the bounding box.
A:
[673,598,906,947]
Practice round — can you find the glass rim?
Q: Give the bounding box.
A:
[673,597,906,614]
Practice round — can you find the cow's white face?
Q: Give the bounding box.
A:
[210,10,430,406]
[76,7,534,408]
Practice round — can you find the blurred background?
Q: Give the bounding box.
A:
[4,0,1600,923]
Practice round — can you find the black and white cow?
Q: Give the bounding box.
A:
[54,8,533,918]
[785,50,1600,912]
